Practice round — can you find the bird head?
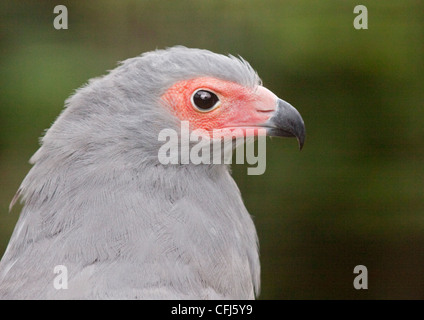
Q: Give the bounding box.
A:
[28,47,305,177]
[129,46,305,168]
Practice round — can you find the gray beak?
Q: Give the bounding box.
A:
[265,99,306,150]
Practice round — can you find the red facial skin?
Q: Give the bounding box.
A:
[161,77,277,137]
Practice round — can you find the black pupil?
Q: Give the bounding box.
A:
[193,90,219,110]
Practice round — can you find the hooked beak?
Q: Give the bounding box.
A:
[265,99,306,150]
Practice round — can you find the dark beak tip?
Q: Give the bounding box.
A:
[297,129,306,151]
[266,98,306,150]
[298,139,305,151]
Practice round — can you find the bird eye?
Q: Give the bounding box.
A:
[191,89,220,112]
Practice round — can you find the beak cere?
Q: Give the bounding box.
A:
[265,99,306,150]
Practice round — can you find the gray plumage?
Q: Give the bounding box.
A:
[0,47,262,299]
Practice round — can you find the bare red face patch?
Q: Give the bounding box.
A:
[161,77,277,137]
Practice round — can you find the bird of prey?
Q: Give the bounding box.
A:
[0,46,305,299]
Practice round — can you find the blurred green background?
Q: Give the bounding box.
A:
[1,0,423,299]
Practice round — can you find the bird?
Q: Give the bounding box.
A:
[0,46,305,299]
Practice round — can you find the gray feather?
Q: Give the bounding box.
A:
[0,46,260,299]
